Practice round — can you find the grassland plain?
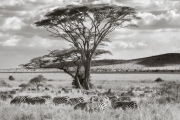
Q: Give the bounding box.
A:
[1,73,180,120]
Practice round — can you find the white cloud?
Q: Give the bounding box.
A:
[2,17,25,30]
[0,0,25,7]
[2,37,20,46]
[137,10,180,29]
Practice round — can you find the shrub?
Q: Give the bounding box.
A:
[155,78,164,83]
[97,85,103,89]
[159,82,180,102]
[18,83,29,88]
[72,71,94,89]
[9,76,15,81]
[0,80,11,87]
[156,96,176,104]
[29,75,47,85]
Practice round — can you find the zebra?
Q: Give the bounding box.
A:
[74,101,109,112]
[53,96,70,105]
[117,96,131,102]
[68,97,85,105]
[107,95,118,101]
[9,90,16,95]
[10,96,30,104]
[41,95,51,100]
[25,97,46,105]
[0,94,13,101]
[111,99,138,110]
[41,95,52,103]
[74,102,88,110]
[74,96,111,112]
[90,95,109,103]
[61,88,72,93]
[85,101,109,112]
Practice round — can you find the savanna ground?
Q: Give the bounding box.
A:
[1,73,180,120]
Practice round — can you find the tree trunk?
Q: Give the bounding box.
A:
[37,85,39,91]
[84,60,91,90]
[76,77,83,89]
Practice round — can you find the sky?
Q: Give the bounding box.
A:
[0,0,180,68]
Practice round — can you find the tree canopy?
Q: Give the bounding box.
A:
[34,3,140,89]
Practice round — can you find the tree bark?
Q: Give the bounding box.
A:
[84,60,91,90]
[76,77,83,89]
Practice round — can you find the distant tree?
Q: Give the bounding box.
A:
[35,4,140,89]
[28,75,47,90]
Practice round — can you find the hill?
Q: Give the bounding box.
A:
[134,53,180,67]
[44,53,180,71]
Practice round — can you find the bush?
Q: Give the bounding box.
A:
[156,96,176,104]
[72,70,94,89]
[155,78,164,83]
[18,83,29,88]
[159,82,180,102]
[0,80,11,87]
[29,75,47,84]
[9,76,15,81]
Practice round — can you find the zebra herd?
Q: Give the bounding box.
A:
[10,95,51,105]
[8,94,138,112]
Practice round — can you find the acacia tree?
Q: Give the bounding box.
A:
[21,47,111,89]
[35,4,140,90]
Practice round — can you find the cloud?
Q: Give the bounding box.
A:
[0,0,180,68]
[1,17,25,30]
[2,37,21,46]
[137,10,180,29]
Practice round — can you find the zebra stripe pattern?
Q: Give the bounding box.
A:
[68,97,85,105]
[85,102,108,112]
[25,97,46,105]
[10,96,30,104]
[90,95,109,103]
[53,96,70,105]
[74,101,108,112]
[112,101,138,110]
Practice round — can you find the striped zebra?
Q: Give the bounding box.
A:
[74,96,110,112]
[90,95,109,103]
[74,101,109,112]
[68,97,85,105]
[25,97,46,105]
[53,96,70,105]
[0,94,13,101]
[85,101,109,112]
[74,102,88,110]
[41,95,51,100]
[10,96,30,104]
[111,99,138,110]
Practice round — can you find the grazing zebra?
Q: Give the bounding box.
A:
[25,97,46,105]
[41,95,51,103]
[108,95,118,101]
[74,96,110,112]
[61,88,72,93]
[84,101,109,112]
[10,96,30,104]
[9,90,16,95]
[74,102,88,110]
[117,96,131,102]
[112,100,138,110]
[41,95,51,100]
[74,101,109,112]
[68,97,85,105]
[53,96,70,105]
[0,94,13,101]
[90,95,109,103]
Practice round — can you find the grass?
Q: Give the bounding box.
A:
[0,102,180,120]
[1,73,180,120]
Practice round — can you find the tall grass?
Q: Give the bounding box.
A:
[0,102,180,120]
